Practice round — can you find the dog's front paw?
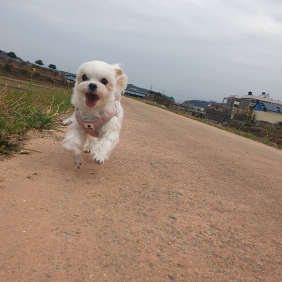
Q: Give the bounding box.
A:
[93,153,105,164]
[74,156,82,168]
[83,148,91,153]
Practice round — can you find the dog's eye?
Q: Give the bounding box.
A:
[101,78,108,85]
[82,74,88,81]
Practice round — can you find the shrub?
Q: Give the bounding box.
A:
[21,69,29,76]
[249,127,266,138]
[33,71,41,79]
[15,107,54,131]
[4,64,12,71]
[6,51,17,59]
[35,60,44,66]
[48,64,57,70]
[276,138,282,146]
[0,138,19,155]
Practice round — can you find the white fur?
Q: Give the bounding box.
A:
[62,61,127,167]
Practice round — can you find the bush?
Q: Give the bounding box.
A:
[276,138,282,146]
[268,133,282,145]
[7,51,17,59]
[48,64,57,70]
[0,139,19,155]
[21,69,29,76]
[33,71,41,79]
[16,107,54,131]
[249,127,266,138]
[4,64,12,71]
[35,60,44,66]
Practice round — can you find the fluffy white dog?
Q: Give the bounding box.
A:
[62,61,127,167]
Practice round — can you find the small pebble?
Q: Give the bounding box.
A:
[258,259,263,266]
[168,275,174,281]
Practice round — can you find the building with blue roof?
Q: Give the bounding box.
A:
[253,100,282,126]
[254,101,281,113]
[124,89,147,98]
[224,92,282,127]
[65,75,76,81]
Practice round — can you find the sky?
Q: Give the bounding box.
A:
[1,0,282,103]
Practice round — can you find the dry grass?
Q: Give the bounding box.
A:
[0,81,73,155]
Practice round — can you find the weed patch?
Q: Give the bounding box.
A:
[0,86,73,155]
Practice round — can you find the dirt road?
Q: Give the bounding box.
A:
[1,97,282,282]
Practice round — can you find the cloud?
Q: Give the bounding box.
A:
[0,0,282,101]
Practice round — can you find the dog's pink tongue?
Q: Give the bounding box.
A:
[86,93,99,108]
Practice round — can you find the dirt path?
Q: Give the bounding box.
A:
[1,97,282,282]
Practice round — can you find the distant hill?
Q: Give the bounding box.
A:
[0,49,72,74]
[0,50,25,63]
[183,100,212,108]
[127,84,149,93]
[0,50,73,88]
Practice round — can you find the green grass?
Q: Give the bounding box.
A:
[0,86,73,155]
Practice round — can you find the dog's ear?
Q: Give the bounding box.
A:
[112,64,128,90]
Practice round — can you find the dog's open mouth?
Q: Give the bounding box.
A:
[85,93,99,108]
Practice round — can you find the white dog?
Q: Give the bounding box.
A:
[62,61,127,167]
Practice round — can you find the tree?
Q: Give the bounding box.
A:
[35,60,44,66]
[48,64,57,70]
[7,51,17,59]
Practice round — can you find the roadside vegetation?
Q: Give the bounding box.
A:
[0,80,73,155]
[1,74,281,156]
[127,96,282,149]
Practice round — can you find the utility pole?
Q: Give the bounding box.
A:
[148,85,152,100]
[186,97,189,111]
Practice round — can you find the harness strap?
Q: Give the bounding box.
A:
[75,107,118,138]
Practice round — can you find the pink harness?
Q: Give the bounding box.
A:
[75,107,118,138]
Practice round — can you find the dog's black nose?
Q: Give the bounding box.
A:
[88,83,97,91]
